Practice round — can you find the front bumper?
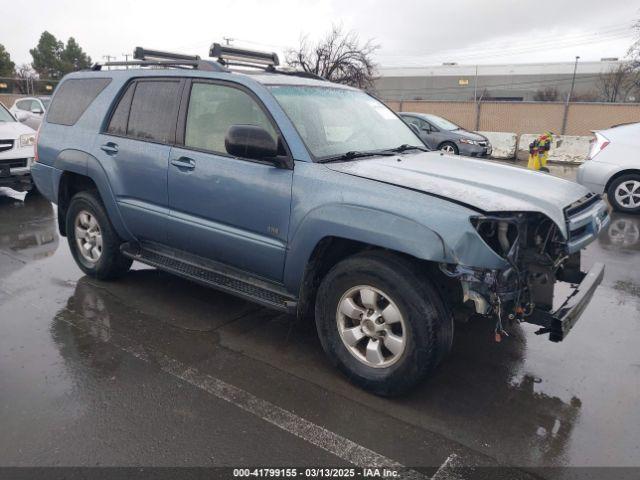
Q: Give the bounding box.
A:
[459,143,492,158]
[526,262,605,342]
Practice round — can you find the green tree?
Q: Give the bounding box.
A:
[30,31,92,79]
[30,31,64,78]
[60,37,92,75]
[0,44,15,77]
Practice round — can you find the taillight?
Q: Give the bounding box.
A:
[33,126,40,162]
[587,132,609,160]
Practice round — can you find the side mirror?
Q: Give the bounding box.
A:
[225,125,279,162]
[15,111,28,122]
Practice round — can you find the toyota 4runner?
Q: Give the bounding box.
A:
[31,46,609,395]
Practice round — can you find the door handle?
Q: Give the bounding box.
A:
[100,142,119,155]
[170,156,196,171]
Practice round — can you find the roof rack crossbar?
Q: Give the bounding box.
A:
[134,47,201,62]
[209,43,279,68]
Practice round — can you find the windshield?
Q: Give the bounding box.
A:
[0,104,15,122]
[269,86,422,160]
[423,114,461,131]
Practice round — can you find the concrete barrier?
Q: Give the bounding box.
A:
[517,134,591,164]
[477,131,517,159]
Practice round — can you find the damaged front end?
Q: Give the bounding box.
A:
[442,194,609,342]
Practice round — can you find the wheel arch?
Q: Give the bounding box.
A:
[55,149,132,240]
[605,168,640,194]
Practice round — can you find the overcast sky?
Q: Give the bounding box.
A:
[2,0,639,70]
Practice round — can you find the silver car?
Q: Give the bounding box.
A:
[9,96,51,130]
[577,122,640,214]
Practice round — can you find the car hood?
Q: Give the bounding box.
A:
[451,129,487,142]
[0,121,35,137]
[326,152,591,238]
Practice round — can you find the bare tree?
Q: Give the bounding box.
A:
[14,63,37,94]
[533,87,559,101]
[596,63,636,102]
[286,25,379,89]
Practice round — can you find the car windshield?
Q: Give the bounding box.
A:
[423,114,461,131]
[269,86,422,161]
[0,104,15,122]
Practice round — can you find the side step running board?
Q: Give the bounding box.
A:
[120,242,297,314]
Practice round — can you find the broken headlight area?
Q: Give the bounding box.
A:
[441,212,602,342]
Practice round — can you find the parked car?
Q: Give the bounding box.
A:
[0,102,36,192]
[32,45,608,395]
[399,112,492,157]
[577,122,640,214]
[10,96,51,130]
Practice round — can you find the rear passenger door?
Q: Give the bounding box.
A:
[166,80,293,282]
[98,78,184,243]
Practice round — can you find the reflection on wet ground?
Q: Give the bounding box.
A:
[1,184,639,474]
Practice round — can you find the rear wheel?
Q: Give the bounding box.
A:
[315,251,453,396]
[607,174,640,214]
[439,142,458,155]
[66,191,132,280]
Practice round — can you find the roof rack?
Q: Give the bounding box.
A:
[92,47,228,72]
[90,44,325,81]
[209,43,279,69]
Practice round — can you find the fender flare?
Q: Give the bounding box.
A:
[283,204,452,292]
[54,149,134,241]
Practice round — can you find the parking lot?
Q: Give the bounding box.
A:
[1,163,639,478]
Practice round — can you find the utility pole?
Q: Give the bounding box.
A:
[102,55,116,70]
[122,53,131,69]
[222,37,234,46]
[473,65,478,103]
[561,55,580,135]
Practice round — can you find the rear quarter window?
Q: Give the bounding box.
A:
[47,78,111,126]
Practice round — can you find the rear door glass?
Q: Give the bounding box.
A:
[106,83,136,136]
[126,80,181,144]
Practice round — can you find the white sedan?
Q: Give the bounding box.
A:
[577,122,640,214]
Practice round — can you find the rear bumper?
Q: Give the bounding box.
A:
[526,262,605,342]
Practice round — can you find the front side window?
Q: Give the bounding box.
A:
[126,80,181,143]
[270,86,421,161]
[185,82,276,155]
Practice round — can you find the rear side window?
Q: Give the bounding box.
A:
[47,78,111,126]
[125,80,181,143]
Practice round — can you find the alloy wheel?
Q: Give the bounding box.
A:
[74,210,103,265]
[614,180,640,209]
[336,285,407,368]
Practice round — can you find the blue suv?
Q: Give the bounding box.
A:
[32,46,608,395]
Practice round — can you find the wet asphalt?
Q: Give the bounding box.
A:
[0,163,639,478]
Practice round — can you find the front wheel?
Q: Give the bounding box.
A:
[439,142,458,155]
[66,191,132,280]
[315,251,453,396]
[607,174,640,214]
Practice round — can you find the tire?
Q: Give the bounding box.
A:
[439,142,458,155]
[607,174,640,214]
[314,251,453,396]
[66,191,132,280]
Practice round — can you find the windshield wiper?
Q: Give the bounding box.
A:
[317,150,396,163]
[384,144,429,153]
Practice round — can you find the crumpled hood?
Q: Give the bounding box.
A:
[326,152,591,237]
